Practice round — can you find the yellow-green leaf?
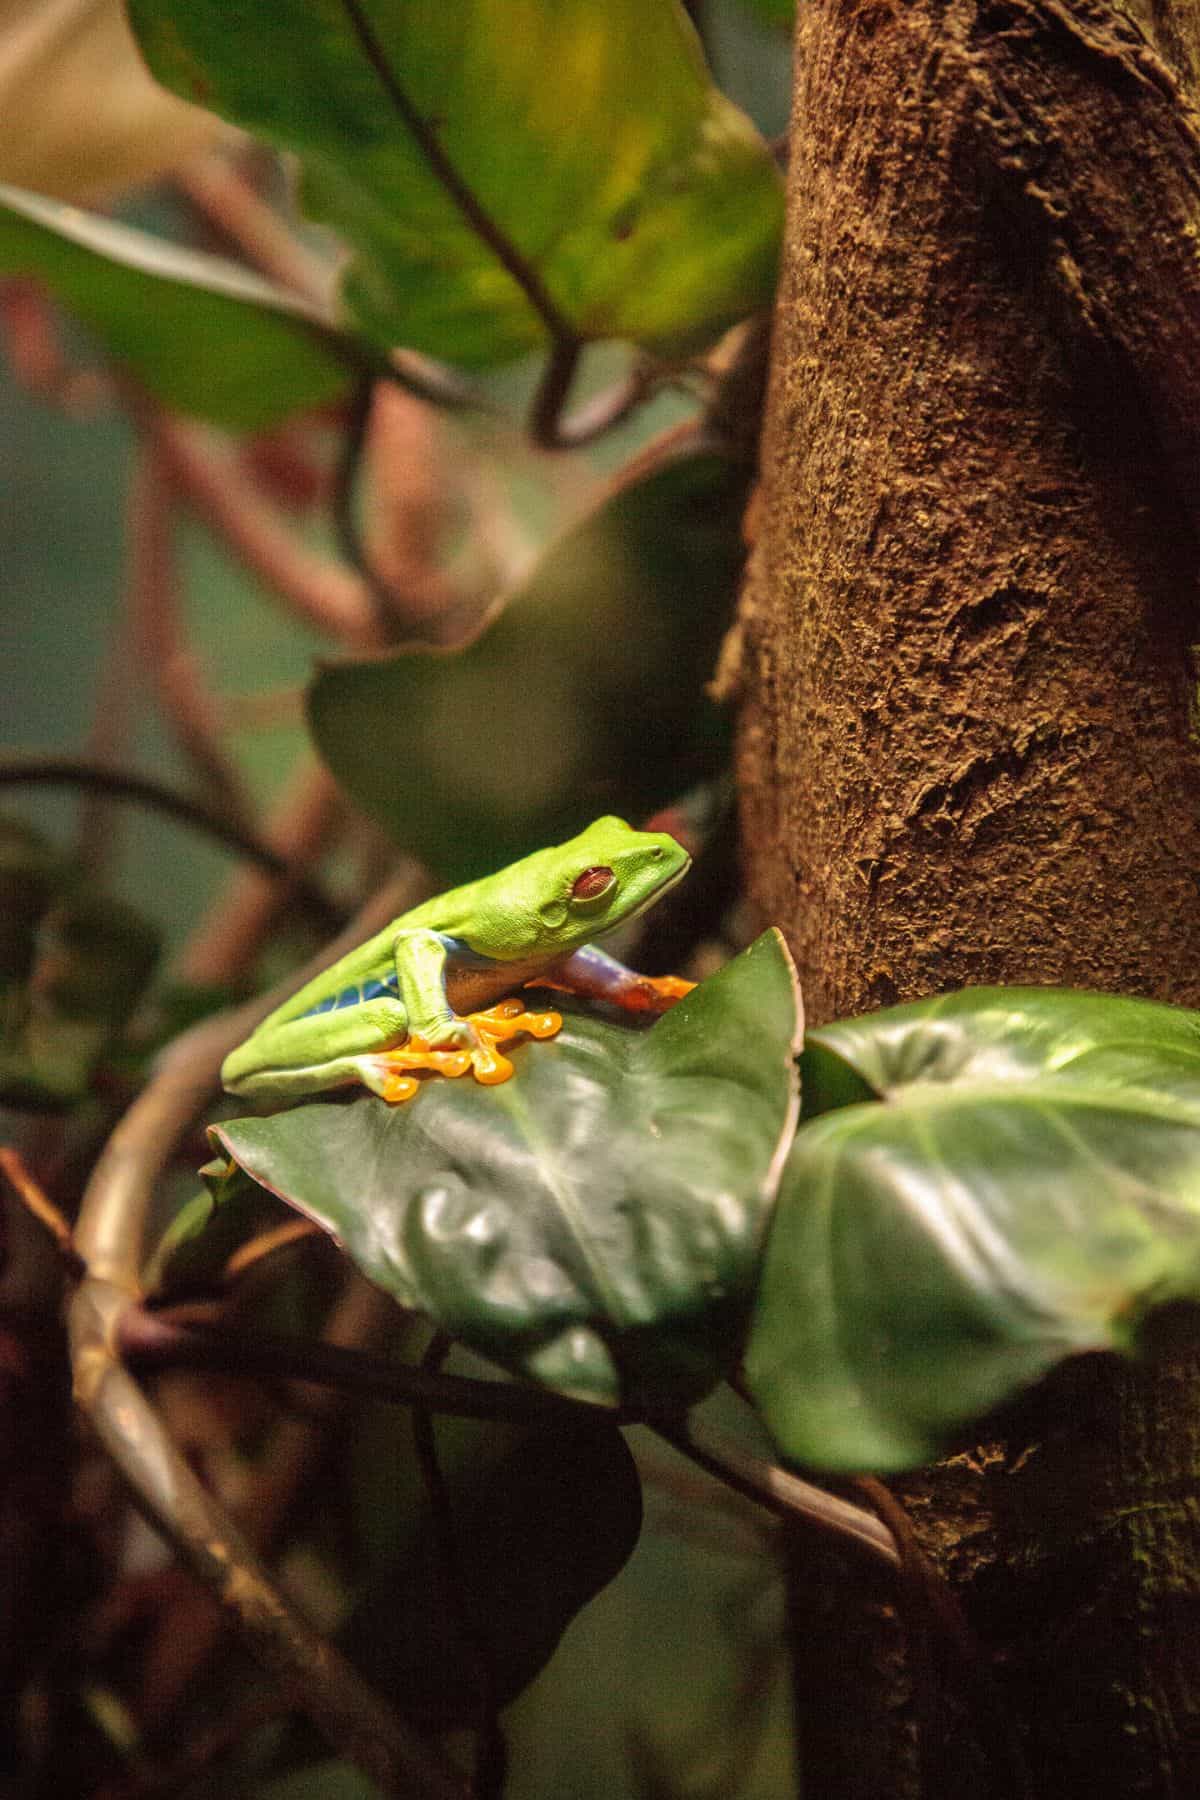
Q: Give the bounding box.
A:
[127,0,783,364]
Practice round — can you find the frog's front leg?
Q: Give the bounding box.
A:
[381,929,561,1094]
[393,928,468,1046]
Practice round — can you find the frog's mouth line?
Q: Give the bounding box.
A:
[600,855,692,938]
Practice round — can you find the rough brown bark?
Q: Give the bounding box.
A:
[737,0,1200,1793]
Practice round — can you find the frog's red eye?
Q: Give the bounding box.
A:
[571,866,615,901]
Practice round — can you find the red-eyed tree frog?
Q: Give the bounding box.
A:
[221,817,694,1105]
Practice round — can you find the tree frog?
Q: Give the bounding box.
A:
[221,817,694,1104]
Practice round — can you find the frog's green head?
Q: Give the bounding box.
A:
[479,816,690,959]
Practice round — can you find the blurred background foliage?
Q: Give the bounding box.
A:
[0,3,799,1795]
[3,0,790,950]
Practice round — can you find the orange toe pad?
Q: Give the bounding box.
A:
[363,1003,562,1102]
[464,1000,562,1086]
[640,974,696,1008]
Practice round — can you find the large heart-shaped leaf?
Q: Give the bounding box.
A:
[214,930,801,1409]
[308,444,749,883]
[128,0,783,365]
[745,987,1200,1474]
[0,183,374,428]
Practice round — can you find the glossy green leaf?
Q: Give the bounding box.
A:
[745,987,1200,1474]
[214,930,801,1409]
[128,0,783,364]
[0,183,370,428]
[309,446,749,883]
[339,1419,642,1726]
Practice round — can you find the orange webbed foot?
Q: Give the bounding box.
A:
[462,999,562,1086]
[635,974,696,1012]
[360,1004,562,1102]
[360,1039,474,1104]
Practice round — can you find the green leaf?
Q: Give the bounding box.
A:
[339,1419,642,1727]
[254,1765,379,1800]
[0,183,371,429]
[309,445,749,883]
[127,0,783,365]
[0,815,64,984]
[214,930,802,1409]
[737,0,795,26]
[0,893,161,1108]
[745,987,1200,1474]
[143,1157,291,1297]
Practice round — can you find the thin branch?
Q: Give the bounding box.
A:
[72,871,408,1288]
[179,153,335,307]
[120,1306,618,1427]
[331,380,471,643]
[531,355,693,452]
[132,1274,401,1725]
[0,276,109,411]
[0,756,344,940]
[179,152,493,415]
[0,277,69,395]
[222,1217,321,1283]
[0,1147,86,1280]
[128,448,255,830]
[851,1476,1034,1799]
[175,759,348,988]
[650,1416,900,1572]
[365,383,462,612]
[540,371,656,449]
[121,1286,901,1577]
[528,338,584,448]
[702,312,775,468]
[330,378,420,641]
[412,1333,508,1797]
[77,503,141,879]
[338,0,575,346]
[72,1301,463,1798]
[68,887,468,1800]
[128,396,387,648]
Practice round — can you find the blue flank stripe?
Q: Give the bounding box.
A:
[300,968,399,1019]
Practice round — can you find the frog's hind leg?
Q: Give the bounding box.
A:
[531,945,694,1015]
[223,997,423,1103]
[228,1038,474,1105]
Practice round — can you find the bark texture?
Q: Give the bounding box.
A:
[741,0,1200,1026]
[738,0,1200,1792]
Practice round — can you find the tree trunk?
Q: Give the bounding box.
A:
[737,0,1200,1792]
